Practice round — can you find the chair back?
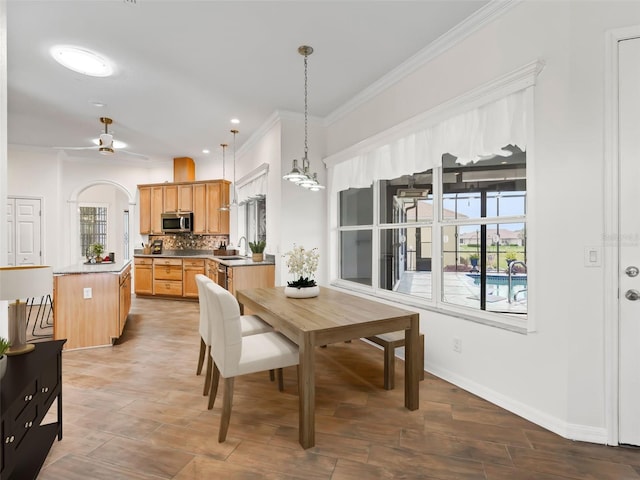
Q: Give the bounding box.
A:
[205,282,243,377]
[195,274,213,341]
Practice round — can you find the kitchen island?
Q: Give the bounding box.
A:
[53,260,131,350]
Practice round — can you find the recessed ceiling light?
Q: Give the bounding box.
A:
[89,101,106,107]
[50,45,114,77]
[230,118,240,124]
[93,138,126,149]
[202,149,210,154]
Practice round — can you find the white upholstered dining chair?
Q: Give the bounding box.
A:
[205,282,299,442]
[195,274,273,396]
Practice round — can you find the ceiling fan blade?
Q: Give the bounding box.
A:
[53,146,98,150]
[119,150,149,160]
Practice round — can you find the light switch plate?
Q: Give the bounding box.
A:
[584,246,601,267]
[83,287,92,299]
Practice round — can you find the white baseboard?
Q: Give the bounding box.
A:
[427,362,609,445]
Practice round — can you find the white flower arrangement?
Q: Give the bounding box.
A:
[283,245,319,288]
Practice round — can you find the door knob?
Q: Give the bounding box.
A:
[625,289,640,301]
[625,266,639,277]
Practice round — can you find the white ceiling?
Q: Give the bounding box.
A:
[7,0,489,164]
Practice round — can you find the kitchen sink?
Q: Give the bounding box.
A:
[217,256,246,260]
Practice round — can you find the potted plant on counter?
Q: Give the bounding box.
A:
[249,240,266,262]
[283,245,319,298]
[90,243,105,263]
[0,336,10,379]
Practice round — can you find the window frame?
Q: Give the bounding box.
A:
[334,164,529,333]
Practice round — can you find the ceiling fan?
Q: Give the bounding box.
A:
[55,117,148,159]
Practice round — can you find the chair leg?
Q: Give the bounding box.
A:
[196,337,206,375]
[383,343,395,390]
[276,368,284,391]
[203,346,212,396]
[218,377,234,442]
[208,363,221,410]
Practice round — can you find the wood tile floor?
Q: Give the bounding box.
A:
[37,296,640,479]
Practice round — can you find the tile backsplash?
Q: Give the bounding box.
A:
[149,234,228,251]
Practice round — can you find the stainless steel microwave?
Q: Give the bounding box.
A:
[161,212,193,233]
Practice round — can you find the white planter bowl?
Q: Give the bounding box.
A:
[284,285,319,299]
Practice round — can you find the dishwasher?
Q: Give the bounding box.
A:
[217,264,227,289]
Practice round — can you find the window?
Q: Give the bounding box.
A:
[79,205,107,257]
[244,196,266,244]
[337,145,527,323]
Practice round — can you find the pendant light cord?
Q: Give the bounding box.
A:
[304,52,308,162]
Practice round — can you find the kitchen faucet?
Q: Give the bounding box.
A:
[238,236,248,257]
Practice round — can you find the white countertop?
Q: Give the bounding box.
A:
[133,250,275,267]
[53,260,132,275]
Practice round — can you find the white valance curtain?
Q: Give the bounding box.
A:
[330,87,528,194]
[237,164,268,205]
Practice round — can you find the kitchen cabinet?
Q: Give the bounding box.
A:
[206,181,229,234]
[134,257,153,295]
[206,258,219,283]
[139,186,151,234]
[150,186,164,234]
[153,258,183,296]
[193,183,207,234]
[164,184,193,213]
[138,180,229,235]
[183,258,205,298]
[139,185,163,235]
[119,266,132,335]
[1,340,66,480]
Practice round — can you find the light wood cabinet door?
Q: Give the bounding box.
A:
[229,264,274,314]
[178,184,193,212]
[193,183,206,234]
[163,184,193,212]
[139,187,151,234]
[119,266,131,335]
[150,186,164,234]
[206,258,218,283]
[183,259,205,298]
[163,185,178,212]
[134,258,153,295]
[206,181,230,234]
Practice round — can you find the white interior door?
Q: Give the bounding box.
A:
[618,37,640,446]
[6,200,15,265]
[7,197,42,266]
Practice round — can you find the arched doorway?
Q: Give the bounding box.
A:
[68,180,136,265]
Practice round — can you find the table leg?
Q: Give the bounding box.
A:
[298,334,315,448]
[405,314,420,410]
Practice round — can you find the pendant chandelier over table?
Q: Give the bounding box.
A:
[282,45,325,191]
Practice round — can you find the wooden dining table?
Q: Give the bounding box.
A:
[236,286,421,449]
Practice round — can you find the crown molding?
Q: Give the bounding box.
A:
[324,59,544,168]
[324,0,522,126]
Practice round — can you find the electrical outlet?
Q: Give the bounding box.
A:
[453,337,462,353]
[83,287,92,299]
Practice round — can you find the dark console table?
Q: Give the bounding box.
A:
[1,339,66,479]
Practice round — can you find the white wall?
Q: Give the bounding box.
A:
[233,112,327,287]
[7,147,174,268]
[324,1,640,442]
